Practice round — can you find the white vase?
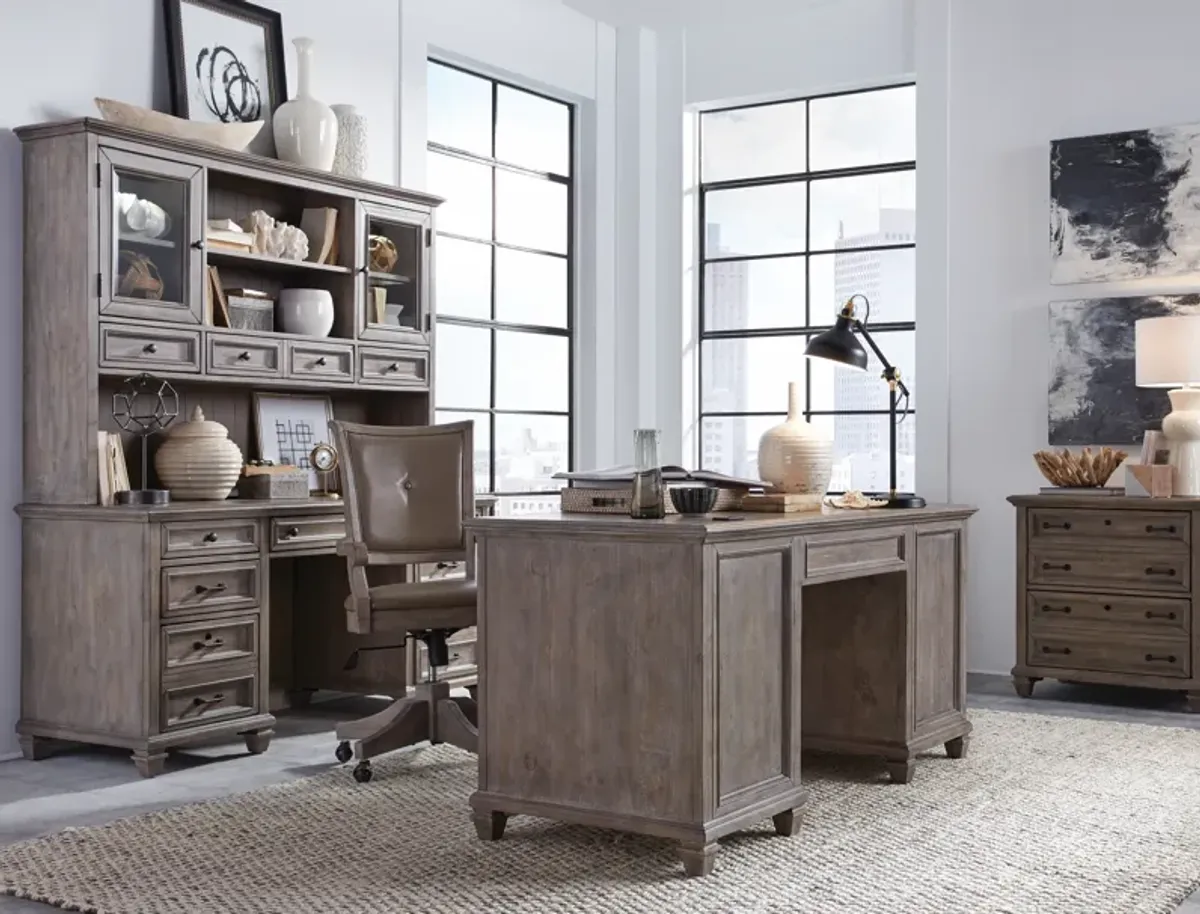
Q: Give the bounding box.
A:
[278,288,334,337]
[331,104,368,178]
[154,407,243,501]
[757,381,833,494]
[1164,387,1200,496]
[272,38,338,171]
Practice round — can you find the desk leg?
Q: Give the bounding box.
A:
[945,735,969,759]
[772,807,803,837]
[885,759,915,784]
[677,842,718,878]
[242,729,274,755]
[473,810,508,841]
[1012,675,1039,699]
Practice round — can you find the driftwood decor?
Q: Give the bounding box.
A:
[1033,446,1127,488]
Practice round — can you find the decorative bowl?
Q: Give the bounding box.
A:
[95,98,263,152]
[278,288,334,337]
[669,485,719,515]
[1033,446,1127,488]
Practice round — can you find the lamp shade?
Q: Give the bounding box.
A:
[803,315,868,371]
[1135,315,1200,388]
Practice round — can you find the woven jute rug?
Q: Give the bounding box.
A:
[3,708,1200,914]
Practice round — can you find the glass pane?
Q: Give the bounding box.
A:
[704,183,806,258]
[435,323,491,409]
[809,248,915,325]
[495,170,567,254]
[427,152,492,240]
[703,256,804,332]
[494,413,569,492]
[426,62,492,158]
[435,410,491,494]
[809,85,916,172]
[495,330,569,411]
[701,100,806,183]
[809,171,915,251]
[813,413,916,495]
[113,170,188,304]
[700,337,806,413]
[808,329,917,410]
[436,237,491,320]
[366,216,422,331]
[698,415,782,481]
[496,85,571,176]
[495,248,567,327]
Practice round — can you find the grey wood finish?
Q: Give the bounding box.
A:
[1009,494,1200,710]
[466,506,975,876]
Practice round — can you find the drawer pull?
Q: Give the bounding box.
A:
[1144,567,1177,577]
[1104,519,1112,526]
[1042,646,1072,655]
[1042,562,1072,571]
[190,693,226,710]
[194,582,228,595]
[1146,524,1178,534]
[143,343,158,354]
[386,362,400,373]
[1042,521,1072,530]
[315,356,328,366]
[202,531,219,543]
[1145,654,1178,664]
[237,350,252,361]
[192,636,226,650]
[1042,605,1072,614]
[1104,604,1112,611]
[284,526,300,539]
[191,239,205,250]
[1145,610,1178,620]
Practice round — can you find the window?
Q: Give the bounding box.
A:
[696,84,916,493]
[426,60,574,501]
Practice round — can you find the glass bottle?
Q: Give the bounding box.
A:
[630,428,665,519]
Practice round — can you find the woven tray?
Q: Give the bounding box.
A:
[560,486,745,515]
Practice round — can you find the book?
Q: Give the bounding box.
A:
[206,238,254,252]
[97,431,130,505]
[300,207,338,265]
[207,218,241,232]
[554,465,766,490]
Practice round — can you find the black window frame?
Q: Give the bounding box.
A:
[427,58,576,497]
[697,83,917,485]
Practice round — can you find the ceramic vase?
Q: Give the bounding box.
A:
[272,38,338,171]
[757,381,833,494]
[1165,387,1200,496]
[154,406,243,501]
[278,288,335,337]
[331,104,368,178]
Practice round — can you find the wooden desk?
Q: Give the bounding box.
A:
[465,505,975,876]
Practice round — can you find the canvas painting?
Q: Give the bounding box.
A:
[253,394,334,490]
[1048,294,1200,445]
[1050,122,1200,284]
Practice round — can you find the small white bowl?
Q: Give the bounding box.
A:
[278,288,334,337]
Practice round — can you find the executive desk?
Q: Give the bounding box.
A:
[465,505,975,876]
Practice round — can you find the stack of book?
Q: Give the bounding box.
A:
[97,431,131,505]
[205,219,254,252]
[553,466,764,515]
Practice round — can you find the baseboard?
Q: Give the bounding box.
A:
[0,751,20,763]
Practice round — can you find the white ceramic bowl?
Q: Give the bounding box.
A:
[95,98,263,152]
[278,288,334,337]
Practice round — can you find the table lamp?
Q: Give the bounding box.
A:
[1135,315,1200,496]
[804,293,925,508]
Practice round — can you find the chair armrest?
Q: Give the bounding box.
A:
[337,539,370,565]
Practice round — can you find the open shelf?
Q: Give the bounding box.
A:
[207,248,352,275]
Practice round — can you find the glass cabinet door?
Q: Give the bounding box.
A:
[358,203,430,343]
[98,148,204,323]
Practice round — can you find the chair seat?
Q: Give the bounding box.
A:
[345,578,477,632]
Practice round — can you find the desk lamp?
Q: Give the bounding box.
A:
[804,294,925,508]
[1135,314,1200,497]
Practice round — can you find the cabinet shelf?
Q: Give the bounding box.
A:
[119,233,177,249]
[368,271,412,286]
[207,248,353,276]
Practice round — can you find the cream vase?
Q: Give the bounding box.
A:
[757,381,833,494]
[154,406,244,501]
[272,38,338,171]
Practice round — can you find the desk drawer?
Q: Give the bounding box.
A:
[806,529,906,578]
[1028,630,1191,678]
[100,323,201,373]
[161,674,258,732]
[161,560,259,617]
[161,519,260,560]
[1027,591,1190,635]
[1029,508,1189,546]
[1028,548,1190,594]
[161,616,258,677]
[415,628,476,682]
[270,515,346,552]
[287,341,354,382]
[207,334,283,377]
[359,346,428,387]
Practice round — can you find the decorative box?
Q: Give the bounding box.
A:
[227,295,275,332]
[560,486,744,515]
[241,466,309,499]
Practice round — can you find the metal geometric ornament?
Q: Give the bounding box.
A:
[111,373,179,505]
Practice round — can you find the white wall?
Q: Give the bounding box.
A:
[933,0,1200,673]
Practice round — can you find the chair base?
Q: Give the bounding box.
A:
[335,681,477,778]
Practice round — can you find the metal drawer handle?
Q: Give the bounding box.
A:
[1145,567,1177,577]
[202,531,218,543]
[1146,524,1178,533]
[192,636,226,650]
[191,240,205,250]
[1042,646,1072,655]
[284,526,300,539]
[1145,654,1178,664]
[191,693,225,709]
[315,356,328,366]
[194,582,228,595]
[1042,562,1072,571]
[1146,610,1178,620]
[237,350,252,361]
[386,362,400,372]
[1042,605,1072,614]
[1042,521,1072,530]
[143,343,158,354]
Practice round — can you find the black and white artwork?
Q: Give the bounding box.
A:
[1049,294,1200,445]
[164,0,286,125]
[253,393,333,490]
[1050,123,1200,284]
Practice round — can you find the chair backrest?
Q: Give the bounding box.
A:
[331,420,474,565]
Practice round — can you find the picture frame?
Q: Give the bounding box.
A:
[253,393,334,491]
[163,0,287,137]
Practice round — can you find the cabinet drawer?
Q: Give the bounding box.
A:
[1028,548,1190,594]
[161,519,259,560]
[161,560,259,617]
[415,628,476,682]
[1027,591,1190,635]
[359,346,428,387]
[162,616,258,677]
[1028,631,1190,678]
[161,674,257,732]
[287,341,354,382]
[100,323,201,373]
[270,515,346,552]
[806,529,906,578]
[207,334,283,377]
[1029,508,1189,546]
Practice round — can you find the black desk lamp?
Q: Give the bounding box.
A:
[804,293,925,509]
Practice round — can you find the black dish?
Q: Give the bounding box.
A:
[670,485,718,515]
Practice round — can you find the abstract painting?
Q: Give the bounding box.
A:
[1049,294,1200,445]
[1050,123,1200,283]
[253,393,333,490]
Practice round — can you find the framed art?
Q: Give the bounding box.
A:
[253,393,334,491]
[163,0,287,129]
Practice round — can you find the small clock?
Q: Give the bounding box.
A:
[310,442,340,498]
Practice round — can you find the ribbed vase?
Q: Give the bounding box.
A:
[757,381,833,494]
[154,406,243,501]
[331,104,368,178]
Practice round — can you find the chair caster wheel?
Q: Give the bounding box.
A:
[353,761,373,783]
[335,741,353,764]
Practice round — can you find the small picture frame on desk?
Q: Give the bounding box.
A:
[253,392,335,492]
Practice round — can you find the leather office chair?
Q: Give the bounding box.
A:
[328,419,479,783]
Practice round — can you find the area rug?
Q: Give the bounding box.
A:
[4,708,1200,914]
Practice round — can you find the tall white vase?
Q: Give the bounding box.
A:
[757,381,833,494]
[331,104,368,178]
[272,37,338,171]
[1164,387,1200,496]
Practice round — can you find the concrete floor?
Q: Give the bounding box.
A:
[2,677,1200,912]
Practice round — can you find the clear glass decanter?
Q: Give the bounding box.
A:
[630,428,665,519]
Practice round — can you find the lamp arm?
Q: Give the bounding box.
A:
[851,319,912,399]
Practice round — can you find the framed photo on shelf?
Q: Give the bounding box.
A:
[253,393,334,491]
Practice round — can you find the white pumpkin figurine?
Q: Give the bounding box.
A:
[757,381,833,495]
[154,406,243,501]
